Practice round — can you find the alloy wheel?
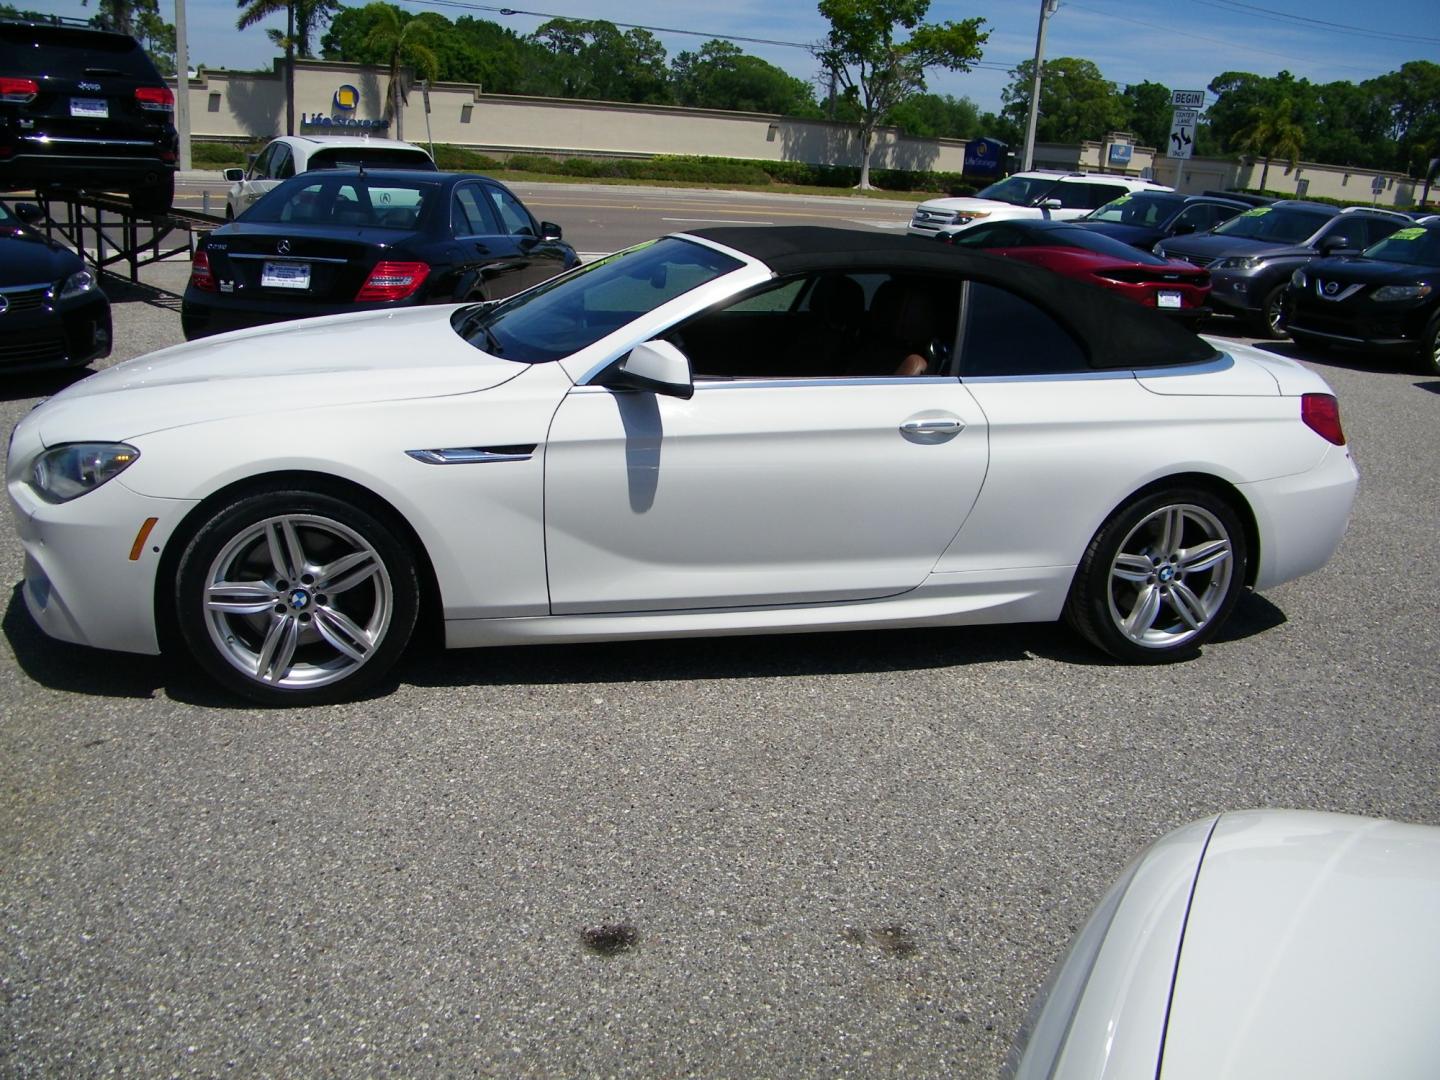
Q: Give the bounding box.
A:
[1105,503,1235,649]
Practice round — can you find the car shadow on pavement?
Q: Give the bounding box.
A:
[399,622,1047,690]
[1416,380,1440,396]
[1255,340,1419,377]
[2,586,229,704]
[99,269,183,310]
[0,365,93,404]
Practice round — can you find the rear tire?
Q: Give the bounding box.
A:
[1065,488,1248,663]
[174,489,419,705]
[1420,315,1440,377]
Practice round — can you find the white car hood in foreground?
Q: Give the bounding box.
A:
[31,307,527,444]
[1160,810,1440,1080]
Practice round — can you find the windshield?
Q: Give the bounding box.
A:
[973,175,1061,206]
[453,237,743,363]
[1362,226,1440,268]
[245,175,437,229]
[1213,206,1331,244]
[1083,193,1184,226]
[308,148,436,171]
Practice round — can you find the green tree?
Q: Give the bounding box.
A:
[884,92,979,139]
[1235,97,1305,190]
[1000,57,1127,145]
[1121,80,1171,152]
[672,40,820,116]
[361,2,439,140]
[816,0,987,190]
[529,19,670,105]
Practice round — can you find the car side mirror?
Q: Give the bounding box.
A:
[539,220,562,241]
[1319,234,1353,254]
[602,340,695,399]
[1041,198,1062,210]
[223,168,245,183]
[12,202,43,224]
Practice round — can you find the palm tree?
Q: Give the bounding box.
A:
[362,4,439,141]
[237,0,338,136]
[1236,98,1305,192]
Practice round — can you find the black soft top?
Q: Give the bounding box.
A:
[688,226,1220,370]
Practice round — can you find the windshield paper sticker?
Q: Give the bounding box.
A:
[1241,207,1271,217]
[1388,227,1426,241]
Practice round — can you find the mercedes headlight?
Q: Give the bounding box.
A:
[56,269,97,301]
[1372,283,1431,303]
[1219,256,1264,271]
[30,443,139,503]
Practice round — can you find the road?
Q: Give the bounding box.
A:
[2,181,1438,1078]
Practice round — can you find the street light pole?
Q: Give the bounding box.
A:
[174,0,191,170]
[1021,0,1060,172]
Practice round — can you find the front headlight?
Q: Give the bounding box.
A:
[30,442,139,503]
[56,269,97,301]
[1372,283,1432,303]
[1219,256,1264,271]
[1291,268,1306,289]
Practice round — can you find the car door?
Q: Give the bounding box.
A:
[542,272,990,614]
[241,143,290,211]
[449,181,568,300]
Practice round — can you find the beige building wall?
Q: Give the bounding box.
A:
[174,61,1427,207]
[176,59,970,173]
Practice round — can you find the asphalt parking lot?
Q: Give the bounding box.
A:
[2,218,1438,1077]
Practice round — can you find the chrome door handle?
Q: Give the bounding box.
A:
[900,416,964,443]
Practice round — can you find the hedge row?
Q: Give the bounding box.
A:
[1236,186,1423,212]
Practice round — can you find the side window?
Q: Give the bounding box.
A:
[1056,183,1125,210]
[956,282,1089,377]
[486,184,535,236]
[272,145,295,180]
[248,143,275,181]
[950,222,1030,248]
[453,184,498,235]
[673,272,960,380]
[1170,204,1215,233]
[1364,217,1402,246]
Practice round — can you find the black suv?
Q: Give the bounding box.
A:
[1076,193,1249,252]
[0,18,178,215]
[1157,201,1409,337]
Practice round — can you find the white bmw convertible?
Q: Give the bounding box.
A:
[6,227,1358,704]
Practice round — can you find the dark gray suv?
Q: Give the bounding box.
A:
[0,17,178,215]
[1157,201,1409,337]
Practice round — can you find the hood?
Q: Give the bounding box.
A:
[1162,232,1310,260]
[0,231,85,286]
[1302,254,1440,285]
[1159,810,1440,1080]
[30,305,530,444]
[919,195,1033,216]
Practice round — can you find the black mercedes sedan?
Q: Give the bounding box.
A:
[0,199,111,373]
[181,169,579,340]
[1285,222,1440,374]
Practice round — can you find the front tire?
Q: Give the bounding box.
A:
[1253,283,1289,340]
[1066,488,1248,663]
[175,489,419,705]
[1420,315,1440,377]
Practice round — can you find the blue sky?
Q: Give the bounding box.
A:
[32,0,1440,115]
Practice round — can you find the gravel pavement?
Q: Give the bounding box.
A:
[2,244,1437,1078]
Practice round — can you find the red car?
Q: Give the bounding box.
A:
[939,218,1211,322]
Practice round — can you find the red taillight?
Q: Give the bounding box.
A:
[189,249,216,292]
[355,261,430,302]
[0,76,38,103]
[135,85,174,112]
[1301,392,1345,446]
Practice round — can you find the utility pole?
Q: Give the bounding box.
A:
[174,0,191,170]
[1021,0,1060,172]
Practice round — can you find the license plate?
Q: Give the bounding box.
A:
[1157,290,1183,309]
[261,261,310,289]
[70,97,108,119]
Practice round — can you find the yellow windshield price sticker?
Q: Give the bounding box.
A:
[1109,195,1132,206]
[1241,207,1271,217]
[1389,227,1426,241]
